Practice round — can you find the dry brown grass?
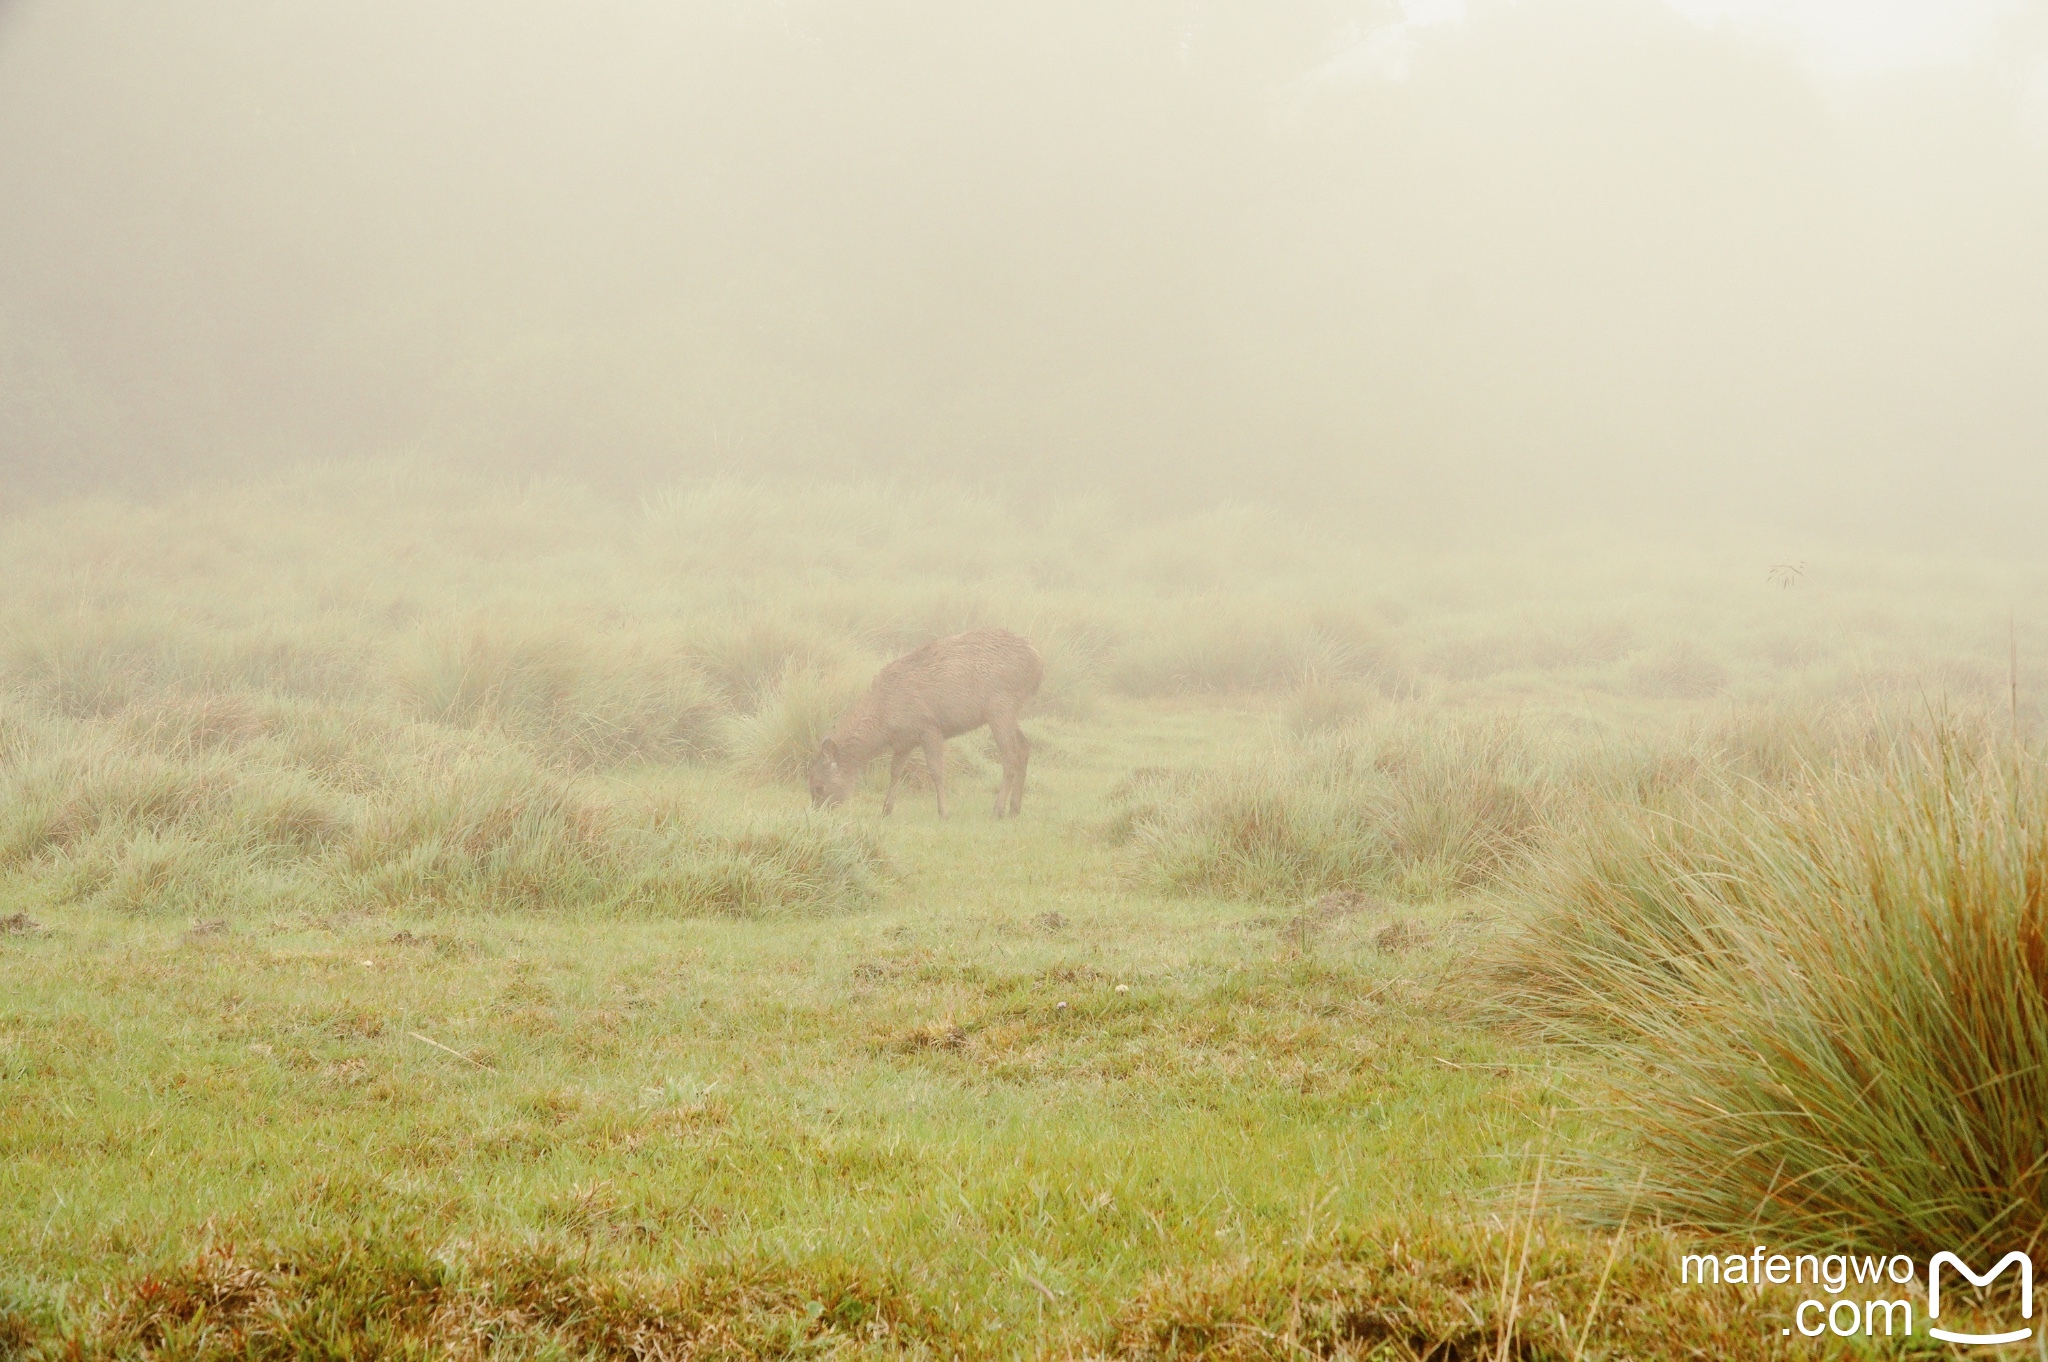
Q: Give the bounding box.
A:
[21,1219,1843,1361]
[40,1234,940,1361]
[1107,1219,1803,1360]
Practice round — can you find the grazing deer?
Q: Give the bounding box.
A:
[810,628,1043,818]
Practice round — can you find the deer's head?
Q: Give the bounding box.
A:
[809,738,857,808]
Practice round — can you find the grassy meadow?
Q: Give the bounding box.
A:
[4,466,2047,1358]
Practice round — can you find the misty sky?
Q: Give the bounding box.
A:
[3,0,2045,540]
[1666,0,2030,74]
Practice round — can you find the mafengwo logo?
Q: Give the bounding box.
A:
[1681,1247,2033,1342]
[1928,1251,2032,1347]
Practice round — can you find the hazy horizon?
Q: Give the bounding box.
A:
[4,0,2045,542]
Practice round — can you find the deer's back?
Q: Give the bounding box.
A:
[868,629,1042,740]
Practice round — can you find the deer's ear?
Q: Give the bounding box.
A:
[820,738,840,763]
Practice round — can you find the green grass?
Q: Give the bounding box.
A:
[2,703,1575,1357]
[7,465,2048,1355]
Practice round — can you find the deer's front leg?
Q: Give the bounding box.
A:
[882,746,911,815]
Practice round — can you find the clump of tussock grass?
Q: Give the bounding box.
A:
[1120,715,1553,902]
[1281,669,1380,735]
[1112,612,1378,696]
[1017,624,1103,720]
[684,615,854,711]
[0,731,256,868]
[397,625,725,768]
[1626,640,1731,699]
[55,831,266,919]
[613,816,888,918]
[2,610,376,715]
[346,750,883,917]
[1127,747,1385,900]
[1099,767,1201,846]
[340,751,620,911]
[1,612,191,718]
[0,697,881,920]
[721,661,872,785]
[117,690,276,755]
[1491,714,2048,1257]
[1424,618,1638,682]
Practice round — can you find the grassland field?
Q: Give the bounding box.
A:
[3,466,2046,1358]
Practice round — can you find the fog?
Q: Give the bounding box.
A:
[3,0,2045,539]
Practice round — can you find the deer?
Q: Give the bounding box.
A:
[809,628,1043,818]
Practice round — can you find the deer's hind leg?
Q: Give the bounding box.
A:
[991,726,1013,819]
[988,705,1029,818]
[921,729,948,818]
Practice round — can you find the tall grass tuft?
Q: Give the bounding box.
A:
[1494,715,2048,1256]
[721,662,870,785]
[1120,714,1552,902]
[1282,669,1380,735]
[397,626,724,768]
[1019,624,1103,720]
[0,696,881,921]
[613,816,888,918]
[685,617,854,711]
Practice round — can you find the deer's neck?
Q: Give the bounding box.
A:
[827,695,890,767]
